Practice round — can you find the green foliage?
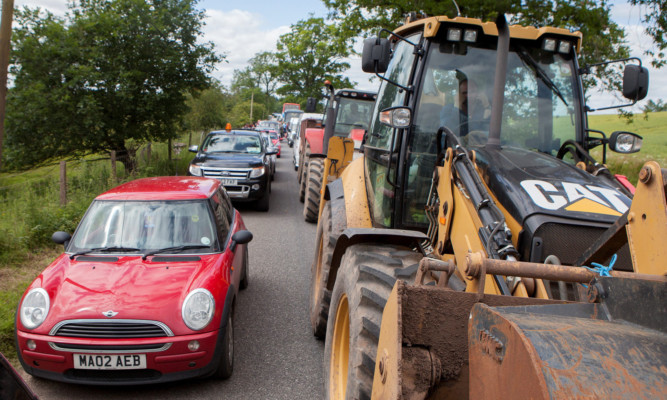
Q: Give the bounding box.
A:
[5,0,221,172]
[184,85,229,134]
[229,100,268,127]
[272,17,354,104]
[642,99,667,113]
[629,0,666,68]
[324,0,637,94]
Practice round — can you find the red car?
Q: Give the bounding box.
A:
[268,130,281,158]
[15,177,252,385]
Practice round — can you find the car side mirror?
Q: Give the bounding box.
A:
[609,131,642,154]
[362,37,391,73]
[622,64,649,101]
[266,148,278,155]
[52,231,71,248]
[188,145,198,153]
[230,230,253,252]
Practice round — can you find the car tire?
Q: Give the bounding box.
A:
[256,181,271,212]
[303,158,323,222]
[213,311,234,379]
[323,244,421,399]
[239,245,249,290]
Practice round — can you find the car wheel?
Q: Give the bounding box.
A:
[213,311,234,379]
[256,182,271,212]
[240,246,249,290]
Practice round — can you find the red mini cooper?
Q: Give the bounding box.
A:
[15,177,252,385]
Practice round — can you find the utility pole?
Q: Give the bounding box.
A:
[249,91,254,123]
[0,0,14,171]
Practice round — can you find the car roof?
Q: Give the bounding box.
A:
[208,130,261,137]
[96,177,221,201]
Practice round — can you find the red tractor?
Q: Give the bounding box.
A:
[298,82,376,222]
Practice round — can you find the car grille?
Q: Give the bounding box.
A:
[50,320,173,338]
[200,167,250,180]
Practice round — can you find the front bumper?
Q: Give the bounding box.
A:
[223,177,269,201]
[16,328,222,385]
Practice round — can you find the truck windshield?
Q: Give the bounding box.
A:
[404,36,579,227]
[334,97,374,136]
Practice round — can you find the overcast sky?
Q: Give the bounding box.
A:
[12,0,665,111]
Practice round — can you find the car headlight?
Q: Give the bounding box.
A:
[182,288,214,330]
[249,166,265,178]
[20,288,50,329]
[189,164,202,176]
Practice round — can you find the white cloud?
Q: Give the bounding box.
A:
[202,9,290,87]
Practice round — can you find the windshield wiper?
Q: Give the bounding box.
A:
[142,245,211,260]
[517,47,568,107]
[70,246,141,259]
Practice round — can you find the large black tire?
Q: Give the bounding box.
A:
[298,147,311,202]
[303,158,323,222]
[309,201,343,339]
[323,244,422,400]
[256,181,271,212]
[239,245,249,290]
[212,311,234,379]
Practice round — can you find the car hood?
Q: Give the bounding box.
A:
[32,254,227,334]
[194,153,264,168]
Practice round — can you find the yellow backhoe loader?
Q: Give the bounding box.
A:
[309,12,665,400]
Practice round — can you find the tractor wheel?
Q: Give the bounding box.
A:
[299,148,311,202]
[323,244,422,400]
[309,201,343,339]
[303,158,323,222]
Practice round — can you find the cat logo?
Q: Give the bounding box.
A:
[520,180,629,216]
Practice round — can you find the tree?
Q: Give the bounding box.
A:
[4,0,221,171]
[629,0,666,68]
[183,83,228,145]
[272,17,354,105]
[323,0,634,93]
[642,99,667,113]
[229,100,267,128]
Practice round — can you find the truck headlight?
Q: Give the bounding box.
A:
[20,288,50,329]
[182,288,214,330]
[249,166,265,178]
[189,164,202,176]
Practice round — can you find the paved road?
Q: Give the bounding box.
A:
[19,144,325,399]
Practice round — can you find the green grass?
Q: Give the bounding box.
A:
[588,111,667,183]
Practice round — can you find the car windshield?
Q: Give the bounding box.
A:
[269,132,279,140]
[69,200,217,253]
[202,134,262,154]
[334,98,374,136]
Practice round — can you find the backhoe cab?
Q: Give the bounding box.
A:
[310,12,665,400]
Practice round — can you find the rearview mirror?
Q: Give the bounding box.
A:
[52,231,71,248]
[362,37,391,73]
[188,145,198,153]
[622,64,649,101]
[230,230,253,252]
[609,131,642,154]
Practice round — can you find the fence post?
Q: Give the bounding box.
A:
[111,150,117,183]
[59,160,67,205]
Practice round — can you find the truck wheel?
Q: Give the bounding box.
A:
[239,245,249,290]
[309,201,342,338]
[303,158,323,222]
[213,311,234,379]
[323,244,422,400]
[298,148,311,202]
[256,181,271,212]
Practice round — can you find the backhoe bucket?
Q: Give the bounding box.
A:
[469,276,666,399]
[372,277,666,399]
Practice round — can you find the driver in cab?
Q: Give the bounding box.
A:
[440,78,490,137]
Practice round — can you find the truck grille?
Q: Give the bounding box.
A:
[50,320,173,338]
[200,167,250,180]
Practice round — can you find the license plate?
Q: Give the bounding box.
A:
[74,354,147,370]
[221,179,237,185]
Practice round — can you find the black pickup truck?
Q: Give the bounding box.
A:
[188,129,276,211]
